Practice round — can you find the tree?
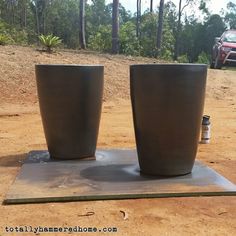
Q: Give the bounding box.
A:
[30,0,47,35]
[119,21,140,55]
[31,0,40,36]
[17,0,26,28]
[0,0,229,61]
[156,0,165,56]
[43,0,80,48]
[199,0,210,19]
[174,0,194,60]
[204,14,226,53]
[136,0,141,38]
[157,1,176,59]
[140,12,157,57]
[180,17,203,62]
[79,0,86,49]
[150,0,153,13]
[87,0,109,29]
[105,3,132,25]
[112,0,119,54]
[5,0,18,25]
[225,1,236,29]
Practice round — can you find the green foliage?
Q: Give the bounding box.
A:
[0,0,233,63]
[119,21,141,56]
[39,34,62,53]
[43,0,80,48]
[178,13,225,62]
[179,18,200,62]
[204,14,226,51]
[88,25,112,52]
[160,22,175,60]
[225,2,236,29]
[196,51,209,64]
[86,0,110,35]
[199,0,210,18]
[140,12,158,57]
[177,54,189,63]
[0,34,9,45]
[0,20,28,45]
[11,29,28,45]
[105,3,132,25]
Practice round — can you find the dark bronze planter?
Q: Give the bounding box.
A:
[130,64,207,176]
[35,64,104,160]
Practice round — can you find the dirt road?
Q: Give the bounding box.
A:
[0,46,236,235]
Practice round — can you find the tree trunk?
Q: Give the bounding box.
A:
[136,0,141,38]
[11,2,15,25]
[150,0,153,13]
[35,1,40,36]
[79,0,86,49]
[112,0,119,54]
[174,0,194,60]
[156,0,164,57]
[23,1,27,28]
[19,0,27,28]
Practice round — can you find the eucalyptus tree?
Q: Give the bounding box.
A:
[79,0,86,49]
[225,1,236,29]
[112,0,119,53]
[156,0,164,56]
[30,0,47,35]
[174,0,197,60]
[136,0,141,38]
[150,0,153,13]
[0,0,18,25]
[17,0,28,28]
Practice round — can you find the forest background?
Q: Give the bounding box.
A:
[0,0,236,63]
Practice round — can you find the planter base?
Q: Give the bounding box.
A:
[50,154,96,161]
[4,149,236,204]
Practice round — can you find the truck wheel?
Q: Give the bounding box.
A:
[214,58,222,69]
[210,60,215,69]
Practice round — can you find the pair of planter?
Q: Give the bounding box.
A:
[35,64,207,176]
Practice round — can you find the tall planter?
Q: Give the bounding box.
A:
[130,64,207,176]
[35,65,104,160]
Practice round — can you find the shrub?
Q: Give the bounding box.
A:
[119,22,141,56]
[177,54,189,63]
[0,20,28,45]
[39,34,62,53]
[197,51,209,64]
[0,34,9,45]
[139,13,158,57]
[11,29,28,45]
[88,25,112,52]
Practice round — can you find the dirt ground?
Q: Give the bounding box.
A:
[0,45,236,236]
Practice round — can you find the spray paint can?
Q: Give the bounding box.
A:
[201,115,211,144]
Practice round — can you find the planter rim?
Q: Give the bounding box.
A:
[130,63,207,68]
[35,64,103,68]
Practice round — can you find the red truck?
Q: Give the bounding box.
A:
[210,30,236,69]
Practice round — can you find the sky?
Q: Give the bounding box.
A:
[106,0,236,15]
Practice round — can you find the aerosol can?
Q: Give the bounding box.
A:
[201,115,211,144]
